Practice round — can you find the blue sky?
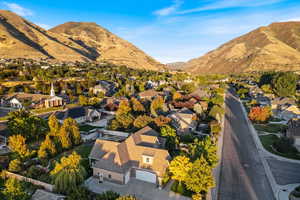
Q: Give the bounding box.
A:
[1,0,300,63]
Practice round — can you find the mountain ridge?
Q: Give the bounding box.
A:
[0,10,163,70]
[184,21,300,74]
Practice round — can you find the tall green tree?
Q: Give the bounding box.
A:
[8,109,48,140]
[272,72,298,97]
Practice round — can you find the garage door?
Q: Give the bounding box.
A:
[136,170,156,183]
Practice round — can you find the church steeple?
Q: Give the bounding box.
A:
[50,83,55,97]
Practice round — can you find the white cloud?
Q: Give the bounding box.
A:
[177,0,283,15]
[2,2,33,16]
[283,17,300,22]
[36,23,51,30]
[153,0,183,16]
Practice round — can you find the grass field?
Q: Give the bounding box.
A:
[254,123,287,133]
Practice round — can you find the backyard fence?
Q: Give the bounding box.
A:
[4,171,54,191]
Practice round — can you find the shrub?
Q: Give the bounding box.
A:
[95,190,120,200]
[8,159,22,172]
[273,137,298,154]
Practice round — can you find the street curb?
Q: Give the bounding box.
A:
[210,93,226,200]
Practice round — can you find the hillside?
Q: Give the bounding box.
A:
[49,22,163,70]
[184,22,300,74]
[0,10,163,70]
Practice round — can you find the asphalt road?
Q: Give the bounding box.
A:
[217,90,275,200]
[266,158,300,185]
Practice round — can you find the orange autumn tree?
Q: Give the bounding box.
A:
[248,106,271,123]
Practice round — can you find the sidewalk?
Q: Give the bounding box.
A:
[237,94,300,200]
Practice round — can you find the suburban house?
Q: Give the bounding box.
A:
[255,96,271,106]
[89,126,170,187]
[168,108,197,134]
[55,106,101,124]
[138,89,163,100]
[0,84,63,109]
[271,97,299,120]
[249,86,264,98]
[189,88,210,99]
[286,118,300,147]
[90,81,115,96]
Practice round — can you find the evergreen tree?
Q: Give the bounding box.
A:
[272,72,298,97]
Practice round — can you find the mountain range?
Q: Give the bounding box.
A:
[0,10,163,70]
[183,22,300,74]
[1,10,300,74]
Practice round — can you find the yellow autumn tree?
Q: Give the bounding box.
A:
[133,115,153,128]
[131,97,145,112]
[185,156,215,194]
[8,134,30,159]
[48,114,60,136]
[38,135,57,159]
[172,92,182,101]
[169,156,192,184]
[51,152,86,193]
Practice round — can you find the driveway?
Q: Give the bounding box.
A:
[85,177,190,200]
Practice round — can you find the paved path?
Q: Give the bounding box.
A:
[217,90,275,200]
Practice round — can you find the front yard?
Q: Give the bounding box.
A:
[254,123,287,134]
[259,135,300,160]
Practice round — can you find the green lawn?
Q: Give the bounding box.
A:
[259,135,300,160]
[79,124,98,132]
[254,124,287,133]
[75,144,93,158]
[51,143,93,165]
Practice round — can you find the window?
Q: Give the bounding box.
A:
[146,157,150,163]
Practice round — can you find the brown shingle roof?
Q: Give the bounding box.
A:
[89,126,169,177]
[138,89,162,99]
[2,93,51,103]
